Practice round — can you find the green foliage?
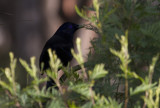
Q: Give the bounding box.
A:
[0,0,160,108]
[89,64,108,80]
[76,0,160,107]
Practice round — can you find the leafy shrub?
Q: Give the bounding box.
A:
[0,0,160,108]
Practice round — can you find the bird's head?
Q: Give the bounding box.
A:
[56,22,80,35]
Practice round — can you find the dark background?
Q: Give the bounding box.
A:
[0,0,98,87]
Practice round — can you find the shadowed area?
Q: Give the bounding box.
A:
[0,0,98,87]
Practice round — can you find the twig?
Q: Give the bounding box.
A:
[5,90,22,108]
[124,78,128,108]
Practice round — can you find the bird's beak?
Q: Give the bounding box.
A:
[77,25,84,29]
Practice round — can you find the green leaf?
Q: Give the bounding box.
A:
[46,99,66,108]
[9,52,14,63]
[71,38,84,64]
[130,83,157,96]
[90,64,108,80]
[68,102,79,108]
[19,58,33,77]
[93,0,99,19]
[75,5,88,20]
[82,101,92,108]
[4,68,12,83]
[69,83,92,99]
[30,57,37,78]
[20,93,28,106]
[0,81,12,93]
[127,72,144,83]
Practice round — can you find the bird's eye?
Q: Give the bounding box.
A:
[68,25,73,29]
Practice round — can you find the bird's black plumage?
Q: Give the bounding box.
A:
[39,22,79,88]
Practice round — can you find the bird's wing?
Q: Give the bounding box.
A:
[40,43,73,69]
[39,33,74,70]
[55,45,73,66]
[39,45,51,71]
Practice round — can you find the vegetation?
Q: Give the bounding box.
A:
[0,0,160,108]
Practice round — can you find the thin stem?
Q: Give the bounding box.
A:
[124,78,128,108]
[72,62,89,78]
[90,86,95,105]
[142,92,148,108]
[34,86,43,108]
[5,90,22,108]
[81,65,88,81]
[55,79,63,95]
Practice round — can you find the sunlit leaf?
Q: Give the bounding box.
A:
[130,83,157,96]
[90,64,108,80]
[69,83,92,99]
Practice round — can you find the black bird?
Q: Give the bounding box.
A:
[39,22,80,89]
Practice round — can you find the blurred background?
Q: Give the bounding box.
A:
[0,0,98,87]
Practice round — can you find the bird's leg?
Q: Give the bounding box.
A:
[58,70,64,80]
